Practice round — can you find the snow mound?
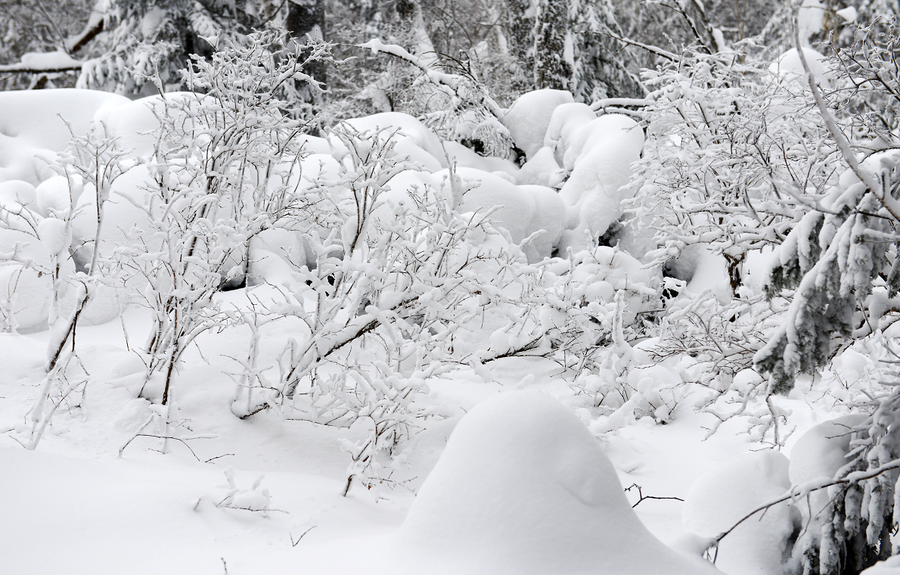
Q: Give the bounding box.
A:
[544,102,596,166]
[557,114,644,254]
[503,90,574,161]
[517,146,564,188]
[770,47,832,89]
[342,112,448,172]
[398,391,721,575]
[788,413,867,557]
[683,451,795,575]
[789,414,866,488]
[454,167,566,262]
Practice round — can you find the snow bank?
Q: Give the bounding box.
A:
[502,90,574,161]
[398,391,721,575]
[683,451,795,575]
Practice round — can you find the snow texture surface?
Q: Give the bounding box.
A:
[398,391,722,575]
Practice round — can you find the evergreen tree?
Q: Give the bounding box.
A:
[568,0,643,100]
[533,0,570,90]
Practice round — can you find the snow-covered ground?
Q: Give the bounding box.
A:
[0,81,895,575]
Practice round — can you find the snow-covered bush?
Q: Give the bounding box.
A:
[630,47,838,283]
[50,30,329,456]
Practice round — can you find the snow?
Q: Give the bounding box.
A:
[397,391,721,575]
[770,47,832,89]
[0,77,894,575]
[0,51,82,71]
[683,451,794,575]
[557,114,644,254]
[863,557,900,574]
[797,0,825,46]
[544,102,596,166]
[342,112,449,172]
[453,167,567,262]
[502,89,574,160]
[0,89,129,185]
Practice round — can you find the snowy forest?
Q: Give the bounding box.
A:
[2,0,900,573]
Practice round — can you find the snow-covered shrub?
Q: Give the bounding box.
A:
[14,120,134,449]
[830,16,900,145]
[630,47,839,284]
[84,31,330,451]
[247,124,539,489]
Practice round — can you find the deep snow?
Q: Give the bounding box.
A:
[1,82,899,575]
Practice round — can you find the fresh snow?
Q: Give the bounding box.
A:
[0,80,893,575]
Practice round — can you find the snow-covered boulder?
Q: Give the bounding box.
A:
[557,114,644,254]
[502,89,574,161]
[398,391,721,575]
[683,451,796,575]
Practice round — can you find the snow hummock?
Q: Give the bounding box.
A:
[397,391,721,575]
[683,451,795,575]
[863,557,900,574]
[770,47,832,89]
[557,114,644,254]
[454,167,566,262]
[502,90,574,161]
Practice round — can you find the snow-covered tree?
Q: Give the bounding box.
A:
[755,16,900,394]
[533,0,571,90]
[568,0,644,101]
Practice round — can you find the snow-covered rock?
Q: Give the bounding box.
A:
[502,90,574,161]
[398,391,721,575]
[683,451,795,575]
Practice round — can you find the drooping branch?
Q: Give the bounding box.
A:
[713,456,900,547]
[0,51,82,74]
